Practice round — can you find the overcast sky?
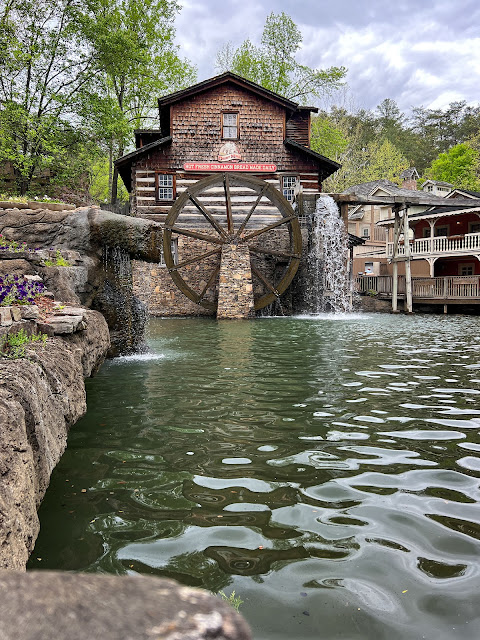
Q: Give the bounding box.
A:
[174,0,480,116]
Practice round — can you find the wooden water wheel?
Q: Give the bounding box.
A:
[163,172,302,312]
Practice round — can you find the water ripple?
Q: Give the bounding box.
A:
[30,315,480,640]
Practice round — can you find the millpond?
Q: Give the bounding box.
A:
[29,314,480,639]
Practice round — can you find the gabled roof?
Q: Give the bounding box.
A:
[284,138,340,179]
[447,188,480,199]
[157,72,307,113]
[377,206,480,227]
[344,179,418,199]
[114,136,172,191]
[400,167,419,180]
[422,179,453,188]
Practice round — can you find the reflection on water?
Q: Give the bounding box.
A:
[30,315,480,640]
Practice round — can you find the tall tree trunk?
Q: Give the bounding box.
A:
[110,143,123,205]
[108,137,113,202]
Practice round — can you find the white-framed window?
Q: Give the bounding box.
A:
[159,238,178,267]
[222,113,238,139]
[155,173,175,202]
[459,263,474,276]
[362,227,370,238]
[282,176,298,202]
[364,262,374,275]
[434,225,449,237]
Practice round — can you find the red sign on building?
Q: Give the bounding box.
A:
[183,162,277,172]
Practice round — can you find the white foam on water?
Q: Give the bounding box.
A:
[114,352,166,363]
[293,312,370,321]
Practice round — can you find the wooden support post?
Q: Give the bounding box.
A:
[340,202,349,226]
[392,209,400,312]
[348,245,354,311]
[403,207,413,313]
[444,304,448,314]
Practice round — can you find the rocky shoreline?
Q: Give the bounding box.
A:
[0,308,110,569]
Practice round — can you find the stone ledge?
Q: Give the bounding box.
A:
[0,310,110,569]
[0,572,251,640]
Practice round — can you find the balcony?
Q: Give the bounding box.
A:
[386,232,480,258]
[356,275,480,302]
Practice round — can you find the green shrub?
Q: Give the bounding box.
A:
[43,250,71,267]
[0,328,48,359]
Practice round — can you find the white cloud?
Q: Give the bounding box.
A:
[173,0,480,114]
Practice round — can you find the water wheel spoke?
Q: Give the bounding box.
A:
[198,266,220,302]
[164,173,302,313]
[243,214,298,241]
[170,248,222,271]
[188,193,228,240]
[166,225,224,245]
[237,185,267,236]
[248,245,301,259]
[251,264,279,297]
[223,173,234,234]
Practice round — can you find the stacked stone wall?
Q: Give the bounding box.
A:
[132,228,296,316]
[217,245,254,319]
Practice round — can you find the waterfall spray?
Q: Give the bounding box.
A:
[306,195,352,313]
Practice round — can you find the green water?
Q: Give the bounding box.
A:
[30,315,480,639]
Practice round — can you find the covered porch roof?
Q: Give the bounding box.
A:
[330,193,480,209]
[377,206,480,227]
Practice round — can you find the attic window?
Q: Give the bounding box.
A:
[222,113,238,139]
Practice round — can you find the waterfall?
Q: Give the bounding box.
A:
[306,195,352,313]
[99,245,147,354]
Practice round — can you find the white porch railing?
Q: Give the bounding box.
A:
[386,232,480,257]
[356,275,480,300]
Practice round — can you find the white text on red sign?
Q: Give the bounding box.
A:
[183,162,277,172]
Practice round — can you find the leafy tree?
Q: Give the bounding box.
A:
[425,143,480,190]
[410,101,480,172]
[0,0,195,202]
[0,0,96,195]
[323,137,408,193]
[310,116,348,161]
[216,12,346,103]
[79,0,196,203]
[362,139,408,183]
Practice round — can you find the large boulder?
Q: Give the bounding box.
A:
[0,206,163,355]
[0,572,251,640]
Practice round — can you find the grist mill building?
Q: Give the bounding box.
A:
[115,72,340,317]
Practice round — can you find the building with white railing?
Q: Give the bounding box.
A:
[345,177,426,277]
[356,189,480,310]
[338,179,480,311]
[379,197,480,278]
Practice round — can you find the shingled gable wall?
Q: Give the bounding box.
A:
[131,84,322,219]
